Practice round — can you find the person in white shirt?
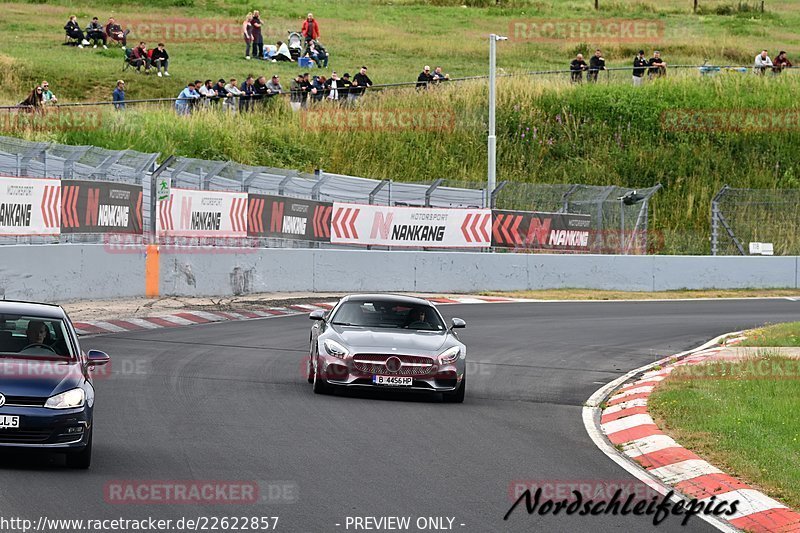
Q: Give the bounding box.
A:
[274,41,292,62]
[224,78,243,113]
[198,79,218,107]
[754,50,772,75]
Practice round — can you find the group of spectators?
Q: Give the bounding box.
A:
[242,12,329,67]
[63,15,131,49]
[171,65,374,115]
[125,41,171,77]
[416,66,450,88]
[754,50,793,74]
[18,81,58,109]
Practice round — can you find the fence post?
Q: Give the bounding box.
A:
[425,179,444,207]
[490,181,508,209]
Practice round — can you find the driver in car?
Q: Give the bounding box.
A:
[26,320,50,345]
[406,308,431,329]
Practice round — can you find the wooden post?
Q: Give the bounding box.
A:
[694,0,698,13]
[595,0,599,9]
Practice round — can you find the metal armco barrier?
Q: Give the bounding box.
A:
[247,194,332,242]
[492,210,592,252]
[61,180,143,234]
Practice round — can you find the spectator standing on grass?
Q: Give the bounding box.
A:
[266,75,283,94]
[754,50,772,74]
[432,66,449,84]
[588,49,606,83]
[773,51,793,74]
[243,13,253,60]
[340,73,353,103]
[290,74,304,111]
[151,43,170,77]
[632,50,647,86]
[251,11,264,60]
[106,18,129,48]
[311,75,326,103]
[199,80,218,107]
[301,73,313,108]
[325,72,342,102]
[240,75,256,112]
[351,66,372,102]
[301,13,320,45]
[41,81,57,105]
[648,50,667,79]
[86,17,107,48]
[416,66,433,89]
[113,80,125,110]
[570,54,588,83]
[175,81,200,115]
[18,86,44,111]
[65,16,90,48]
[224,78,243,113]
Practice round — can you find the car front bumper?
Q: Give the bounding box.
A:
[0,405,91,449]
[318,354,464,392]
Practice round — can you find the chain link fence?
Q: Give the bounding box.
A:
[0,135,658,253]
[712,185,800,256]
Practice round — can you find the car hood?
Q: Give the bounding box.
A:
[0,357,85,398]
[330,327,451,354]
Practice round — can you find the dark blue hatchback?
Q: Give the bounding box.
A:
[0,301,109,469]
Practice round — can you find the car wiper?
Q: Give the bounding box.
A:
[331,321,358,326]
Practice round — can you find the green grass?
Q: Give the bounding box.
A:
[2,0,800,254]
[740,321,800,346]
[649,358,800,509]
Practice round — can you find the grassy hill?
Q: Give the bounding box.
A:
[2,0,799,253]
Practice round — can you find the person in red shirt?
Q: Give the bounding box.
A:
[773,51,793,74]
[301,13,319,45]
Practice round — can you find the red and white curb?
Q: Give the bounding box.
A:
[585,333,800,533]
[71,296,529,336]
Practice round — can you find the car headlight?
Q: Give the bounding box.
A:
[438,346,461,365]
[45,388,86,409]
[323,339,350,359]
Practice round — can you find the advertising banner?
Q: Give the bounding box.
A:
[158,188,247,237]
[491,210,592,251]
[330,203,491,248]
[0,176,60,236]
[247,194,332,242]
[61,180,143,234]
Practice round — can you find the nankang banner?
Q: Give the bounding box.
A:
[491,210,592,251]
[247,194,332,242]
[158,188,248,237]
[0,176,60,236]
[330,203,492,248]
[61,180,143,234]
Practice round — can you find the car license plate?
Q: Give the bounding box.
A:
[373,375,413,386]
[0,416,19,429]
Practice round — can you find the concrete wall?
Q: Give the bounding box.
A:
[0,244,797,301]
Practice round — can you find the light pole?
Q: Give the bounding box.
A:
[488,33,507,208]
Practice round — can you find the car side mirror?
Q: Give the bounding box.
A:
[309,310,326,321]
[87,349,110,366]
[451,318,466,329]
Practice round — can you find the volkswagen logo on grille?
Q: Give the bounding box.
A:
[0,394,5,408]
[385,356,402,373]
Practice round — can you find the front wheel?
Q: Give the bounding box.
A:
[312,356,332,395]
[442,375,465,403]
[65,430,92,469]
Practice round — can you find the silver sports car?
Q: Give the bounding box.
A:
[307,294,467,402]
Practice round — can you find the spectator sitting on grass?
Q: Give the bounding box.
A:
[65,16,90,48]
[175,81,200,115]
[131,42,151,73]
[151,43,170,77]
[588,49,606,83]
[224,78,243,113]
[18,86,43,111]
[41,81,57,105]
[113,80,125,110]
[648,50,667,79]
[432,66,449,84]
[754,49,772,74]
[266,74,283,94]
[773,51,793,74]
[86,17,107,48]
[301,13,320,45]
[105,18,130,48]
[306,40,329,68]
[416,65,433,89]
[273,41,292,62]
[570,54,587,83]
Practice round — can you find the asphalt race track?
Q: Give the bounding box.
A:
[1,299,798,533]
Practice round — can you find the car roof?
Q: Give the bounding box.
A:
[342,294,436,306]
[0,300,66,320]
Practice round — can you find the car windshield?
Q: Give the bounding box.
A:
[331,300,445,331]
[0,315,74,358]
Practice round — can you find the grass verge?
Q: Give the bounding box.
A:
[649,357,800,509]
[739,321,800,347]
